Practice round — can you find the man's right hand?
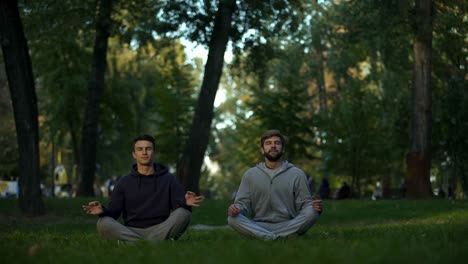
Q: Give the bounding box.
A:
[227,204,241,217]
[82,201,103,215]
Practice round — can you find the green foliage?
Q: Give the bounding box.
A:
[1,198,467,263]
[209,41,319,198]
[20,0,99,188]
[96,37,199,177]
[209,0,466,199]
[11,0,467,197]
[430,0,468,195]
[245,43,316,163]
[20,1,201,181]
[0,61,18,180]
[320,82,386,177]
[157,0,305,48]
[319,0,415,194]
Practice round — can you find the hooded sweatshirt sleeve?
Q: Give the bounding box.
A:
[234,170,252,215]
[100,177,125,219]
[294,170,313,211]
[170,175,191,211]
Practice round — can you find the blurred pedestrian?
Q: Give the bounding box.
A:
[336,181,351,199]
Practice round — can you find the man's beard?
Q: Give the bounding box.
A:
[264,151,283,162]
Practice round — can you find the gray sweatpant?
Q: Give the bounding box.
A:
[97,207,191,242]
[227,205,319,240]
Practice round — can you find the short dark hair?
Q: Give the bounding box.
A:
[133,134,155,150]
[260,130,287,148]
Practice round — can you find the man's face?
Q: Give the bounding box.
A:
[132,140,154,166]
[261,136,283,162]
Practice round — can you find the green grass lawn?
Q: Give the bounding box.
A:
[0,198,467,263]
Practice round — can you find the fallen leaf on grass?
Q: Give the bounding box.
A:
[28,244,40,256]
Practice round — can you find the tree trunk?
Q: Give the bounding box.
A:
[312,31,327,112]
[130,87,143,134]
[130,48,143,134]
[382,173,391,198]
[50,140,56,197]
[78,0,112,196]
[350,145,359,198]
[406,0,433,198]
[310,1,328,112]
[177,0,236,193]
[0,0,45,215]
[461,163,468,199]
[68,119,80,173]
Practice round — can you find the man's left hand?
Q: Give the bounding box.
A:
[185,191,205,207]
[312,196,323,214]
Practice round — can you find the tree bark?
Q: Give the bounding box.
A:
[67,118,80,178]
[177,0,236,193]
[0,0,45,215]
[78,0,112,196]
[312,31,327,112]
[50,140,56,197]
[461,163,468,199]
[406,0,433,198]
[382,173,391,198]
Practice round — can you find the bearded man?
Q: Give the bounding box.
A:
[227,130,323,240]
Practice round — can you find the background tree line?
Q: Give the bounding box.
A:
[0,0,466,215]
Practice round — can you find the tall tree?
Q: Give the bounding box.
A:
[78,0,113,196]
[406,0,433,198]
[0,0,45,215]
[177,0,237,193]
[310,0,329,112]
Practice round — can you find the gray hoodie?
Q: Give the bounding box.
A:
[234,161,312,223]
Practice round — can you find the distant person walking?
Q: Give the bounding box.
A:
[82,135,204,242]
[227,130,323,240]
[335,181,351,199]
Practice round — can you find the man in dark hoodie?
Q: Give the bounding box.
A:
[82,134,204,242]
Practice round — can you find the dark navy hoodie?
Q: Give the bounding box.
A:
[100,163,189,228]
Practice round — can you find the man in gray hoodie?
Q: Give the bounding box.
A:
[227,130,323,240]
